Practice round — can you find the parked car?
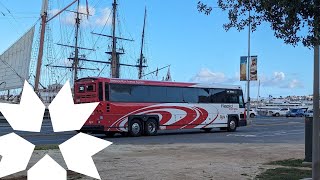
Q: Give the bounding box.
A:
[305,110,313,117]
[272,108,289,117]
[286,108,305,117]
[245,109,258,118]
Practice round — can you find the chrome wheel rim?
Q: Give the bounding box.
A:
[148,122,156,133]
[132,123,140,135]
[229,120,236,130]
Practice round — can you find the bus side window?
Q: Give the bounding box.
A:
[239,95,244,108]
[182,88,197,103]
[227,94,239,104]
[98,82,103,101]
[166,87,183,103]
[210,89,226,103]
[105,83,109,101]
[198,88,210,103]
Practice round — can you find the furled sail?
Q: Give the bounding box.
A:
[0,26,35,91]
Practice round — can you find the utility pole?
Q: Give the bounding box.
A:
[313,15,320,179]
[34,0,48,92]
[111,0,119,78]
[246,9,251,124]
[73,0,81,83]
[138,7,147,79]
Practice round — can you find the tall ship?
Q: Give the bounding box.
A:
[0,0,169,105]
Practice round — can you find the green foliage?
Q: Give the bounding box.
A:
[198,0,320,47]
[266,158,311,168]
[256,168,311,180]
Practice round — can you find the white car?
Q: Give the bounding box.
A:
[245,109,258,118]
[305,110,313,117]
[271,108,289,117]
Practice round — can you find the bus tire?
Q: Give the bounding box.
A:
[129,119,143,137]
[144,119,158,136]
[250,113,255,118]
[227,117,237,132]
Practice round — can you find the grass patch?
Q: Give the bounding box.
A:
[35,144,59,150]
[266,159,311,168]
[256,167,311,180]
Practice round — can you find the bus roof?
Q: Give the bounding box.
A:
[76,77,242,90]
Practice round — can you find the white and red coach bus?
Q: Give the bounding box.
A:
[75,77,247,137]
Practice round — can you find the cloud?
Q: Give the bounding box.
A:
[50,6,111,27]
[257,71,303,89]
[281,79,304,89]
[191,69,303,89]
[95,8,112,26]
[273,72,285,81]
[190,68,237,84]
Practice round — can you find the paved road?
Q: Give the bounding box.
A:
[0,116,305,145]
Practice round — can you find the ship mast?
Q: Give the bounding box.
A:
[34,0,48,92]
[34,0,79,92]
[111,0,119,78]
[73,0,81,83]
[138,7,147,79]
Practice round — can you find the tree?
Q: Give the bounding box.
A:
[197,1,320,179]
[197,0,320,47]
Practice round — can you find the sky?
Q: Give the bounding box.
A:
[0,0,314,98]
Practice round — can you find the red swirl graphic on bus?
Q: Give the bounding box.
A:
[108,105,218,131]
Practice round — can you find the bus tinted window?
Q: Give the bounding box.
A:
[98,82,103,101]
[166,87,183,103]
[238,94,244,108]
[131,85,150,102]
[149,86,167,103]
[210,89,227,103]
[105,83,109,101]
[110,84,132,102]
[109,83,242,104]
[182,88,198,103]
[198,88,210,103]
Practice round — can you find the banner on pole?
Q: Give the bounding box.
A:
[240,56,247,81]
[250,56,258,81]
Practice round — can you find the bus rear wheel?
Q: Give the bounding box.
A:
[227,117,237,132]
[144,119,158,136]
[129,119,143,137]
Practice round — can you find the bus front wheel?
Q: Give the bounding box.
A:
[227,117,237,132]
[144,119,158,136]
[129,119,143,137]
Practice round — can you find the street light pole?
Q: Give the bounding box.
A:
[313,23,320,179]
[246,10,251,124]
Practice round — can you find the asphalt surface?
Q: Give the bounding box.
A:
[0,116,305,145]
